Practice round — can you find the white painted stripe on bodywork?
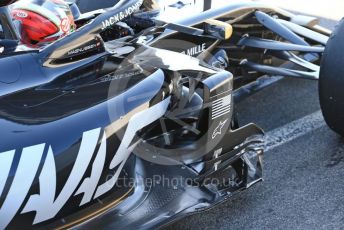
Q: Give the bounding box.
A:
[0,150,15,197]
[75,132,107,206]
[95,96,171,198]
[22,128,101,224]
[265,110,325,152]
[0,144,45,230]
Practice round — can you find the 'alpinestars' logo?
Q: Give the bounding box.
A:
[212,119,228,139]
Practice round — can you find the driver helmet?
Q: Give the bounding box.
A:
[11,0,76,45]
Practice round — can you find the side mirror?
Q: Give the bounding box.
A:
[0,5,20,40]
[0,39,18,53]
[142,0,160,11]
[204,19,233,40]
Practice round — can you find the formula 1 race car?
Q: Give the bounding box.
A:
[0,0,340,229]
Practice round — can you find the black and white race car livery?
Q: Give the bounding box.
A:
[0,0,342,229]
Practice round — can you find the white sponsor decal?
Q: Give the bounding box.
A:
[21,129,100,224]
[0,97,170,229]
[0,144,45,229]
[100,70,142,82]
[60,18,71,33]
[0,150,15,197]
[16,11,28,18]
[212,119,228,139]
[213,148,223,171]
[214,148,223,158]
[101,0,143,30]
[67,43,99,56]
[212,95,232,120]
[181,43,206,56]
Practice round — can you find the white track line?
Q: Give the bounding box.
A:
[265,110,326,152]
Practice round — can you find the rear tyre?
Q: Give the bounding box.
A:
[319,19,344,136]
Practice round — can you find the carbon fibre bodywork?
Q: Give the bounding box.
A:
[0,0,329,229]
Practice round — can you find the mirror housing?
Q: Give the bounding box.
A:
[0,4,20,40]
[204,19,233,40]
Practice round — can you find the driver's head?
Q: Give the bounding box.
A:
[11,0,76,45]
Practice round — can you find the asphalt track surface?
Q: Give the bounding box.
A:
[75,1,344,229]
